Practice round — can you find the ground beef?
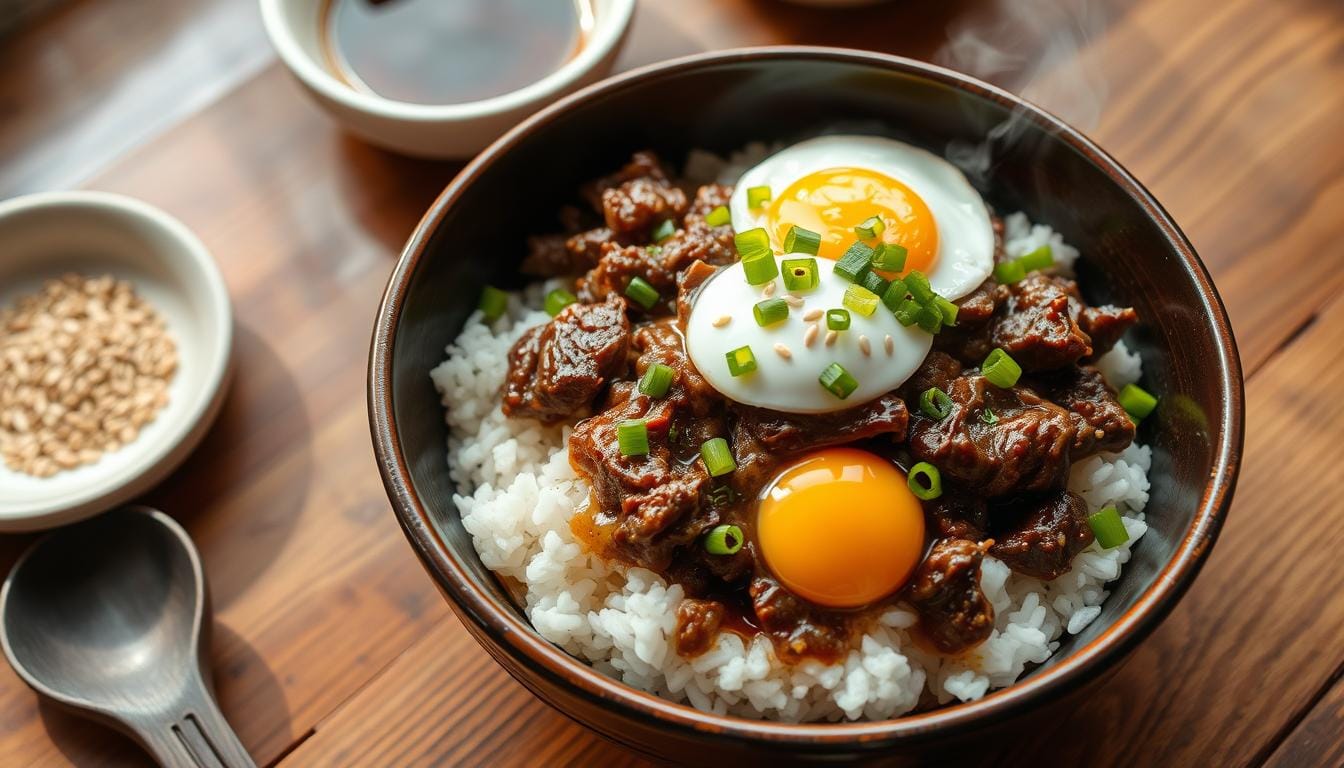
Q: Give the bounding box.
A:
[989,490,1094,580]
[905,538,995,654]
[502,295,631,423]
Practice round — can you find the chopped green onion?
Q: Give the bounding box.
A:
[478,286,508,322]
[1088,506,1129,548]
[781,257,819,292]
[646,245,662,256]
[907,462,942,500]
[638,363,674,398]
[994,260,1027,284]
[819,362,859,400]
[753,298,789,327]
[980,408,999,425]
[742,252,779,285]
[855,216,886,239]
[919,387,953,419]
[617,419,649,457]
[1017,244,1054,272]
[705,205,731,227]
[783,226,821,256]
[726,345,757,377]
[651,219,676,243]
[704,523,744,554]
[734,227,771,258]
[915,304,943,334]
[881,279,908,312]
[894,298,921,327]
[625,276,660,309]
[905,270,934,305]
[860,270,890,296]
[544,288,577,317]
[746,186,772,209]
[843,284,881,317]
[872,243,908,273]
[834,242,875,283]
[826,308,851,331]
[701,438,736,477]
[933,296,959,327]
[1118,384,1159,422]
[982,348,1022,388]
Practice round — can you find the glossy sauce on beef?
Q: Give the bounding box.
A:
[504,151,1140,663]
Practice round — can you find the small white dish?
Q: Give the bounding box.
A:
[0,192,233,531]
[258,0,637,159]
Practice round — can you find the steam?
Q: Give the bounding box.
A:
[934,0,1110,183]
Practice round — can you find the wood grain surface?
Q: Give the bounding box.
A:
[1,0,1341,766]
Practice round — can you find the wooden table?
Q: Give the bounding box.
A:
[0,0,1340,765]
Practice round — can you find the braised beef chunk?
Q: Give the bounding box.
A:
[522,227,619,277]
[676,260,720,320]
[661,229,737,273]
[750,576,850,662]
[953,280,1004,327]
[925,494,989,540]
[503,295,630,423]
[568,392,717,570]
[581,150,671,209]
[577,243,678,313]
[991,274,1094,370]
[989,491,1093,580]
[901,351,964,399]
[908,373,1075,497]
[602,178,689,237]
[1031,366,1135,457]
[682,183,735,231]
[905,538,995,654]
[729,394,909,490]
[675,599,726,657]
[566,317,728,571]
[1079,303,1138,358]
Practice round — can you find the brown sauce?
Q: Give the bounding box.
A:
[320,0,592,105]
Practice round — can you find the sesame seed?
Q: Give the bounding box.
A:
[803,324,819,347]
[803,308,823,322]
[825,330,838,346]
[774,343,792,360]
[859,335,871,355]
[782,295,804,308]
[884,335,895,355]
[712,315,731,328]
[762,281,776,298]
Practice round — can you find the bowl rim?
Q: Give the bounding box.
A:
[257,0,637,123]
[0,191,234,531]
[369,46,1244,746]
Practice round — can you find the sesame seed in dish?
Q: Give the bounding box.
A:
[0,274,177,478]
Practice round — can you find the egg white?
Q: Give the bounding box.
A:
[728,135,995,302]
[685,254,933,414]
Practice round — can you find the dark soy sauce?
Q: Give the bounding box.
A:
[321,0,592,105]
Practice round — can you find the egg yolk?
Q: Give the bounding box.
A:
[757,448,925,609]
[765,166,939,276]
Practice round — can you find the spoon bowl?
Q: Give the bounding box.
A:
[0,507,254,767]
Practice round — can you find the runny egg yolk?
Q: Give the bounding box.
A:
[757,448,925,609]
[765,166,939,275]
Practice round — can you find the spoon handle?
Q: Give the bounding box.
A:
[132,685,256,768]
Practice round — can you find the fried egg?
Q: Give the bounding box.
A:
[729,135,994,301]
[757,448,925,608]
[684,254,932,414]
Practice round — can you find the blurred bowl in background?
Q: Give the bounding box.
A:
[259,0,637,159]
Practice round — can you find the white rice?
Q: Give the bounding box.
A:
[431,216,1150,722]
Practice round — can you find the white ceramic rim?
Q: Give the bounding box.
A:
[0,191,233,528]
[257,0,637,123]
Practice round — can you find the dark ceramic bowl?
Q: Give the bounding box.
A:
[370,48,1243,763]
